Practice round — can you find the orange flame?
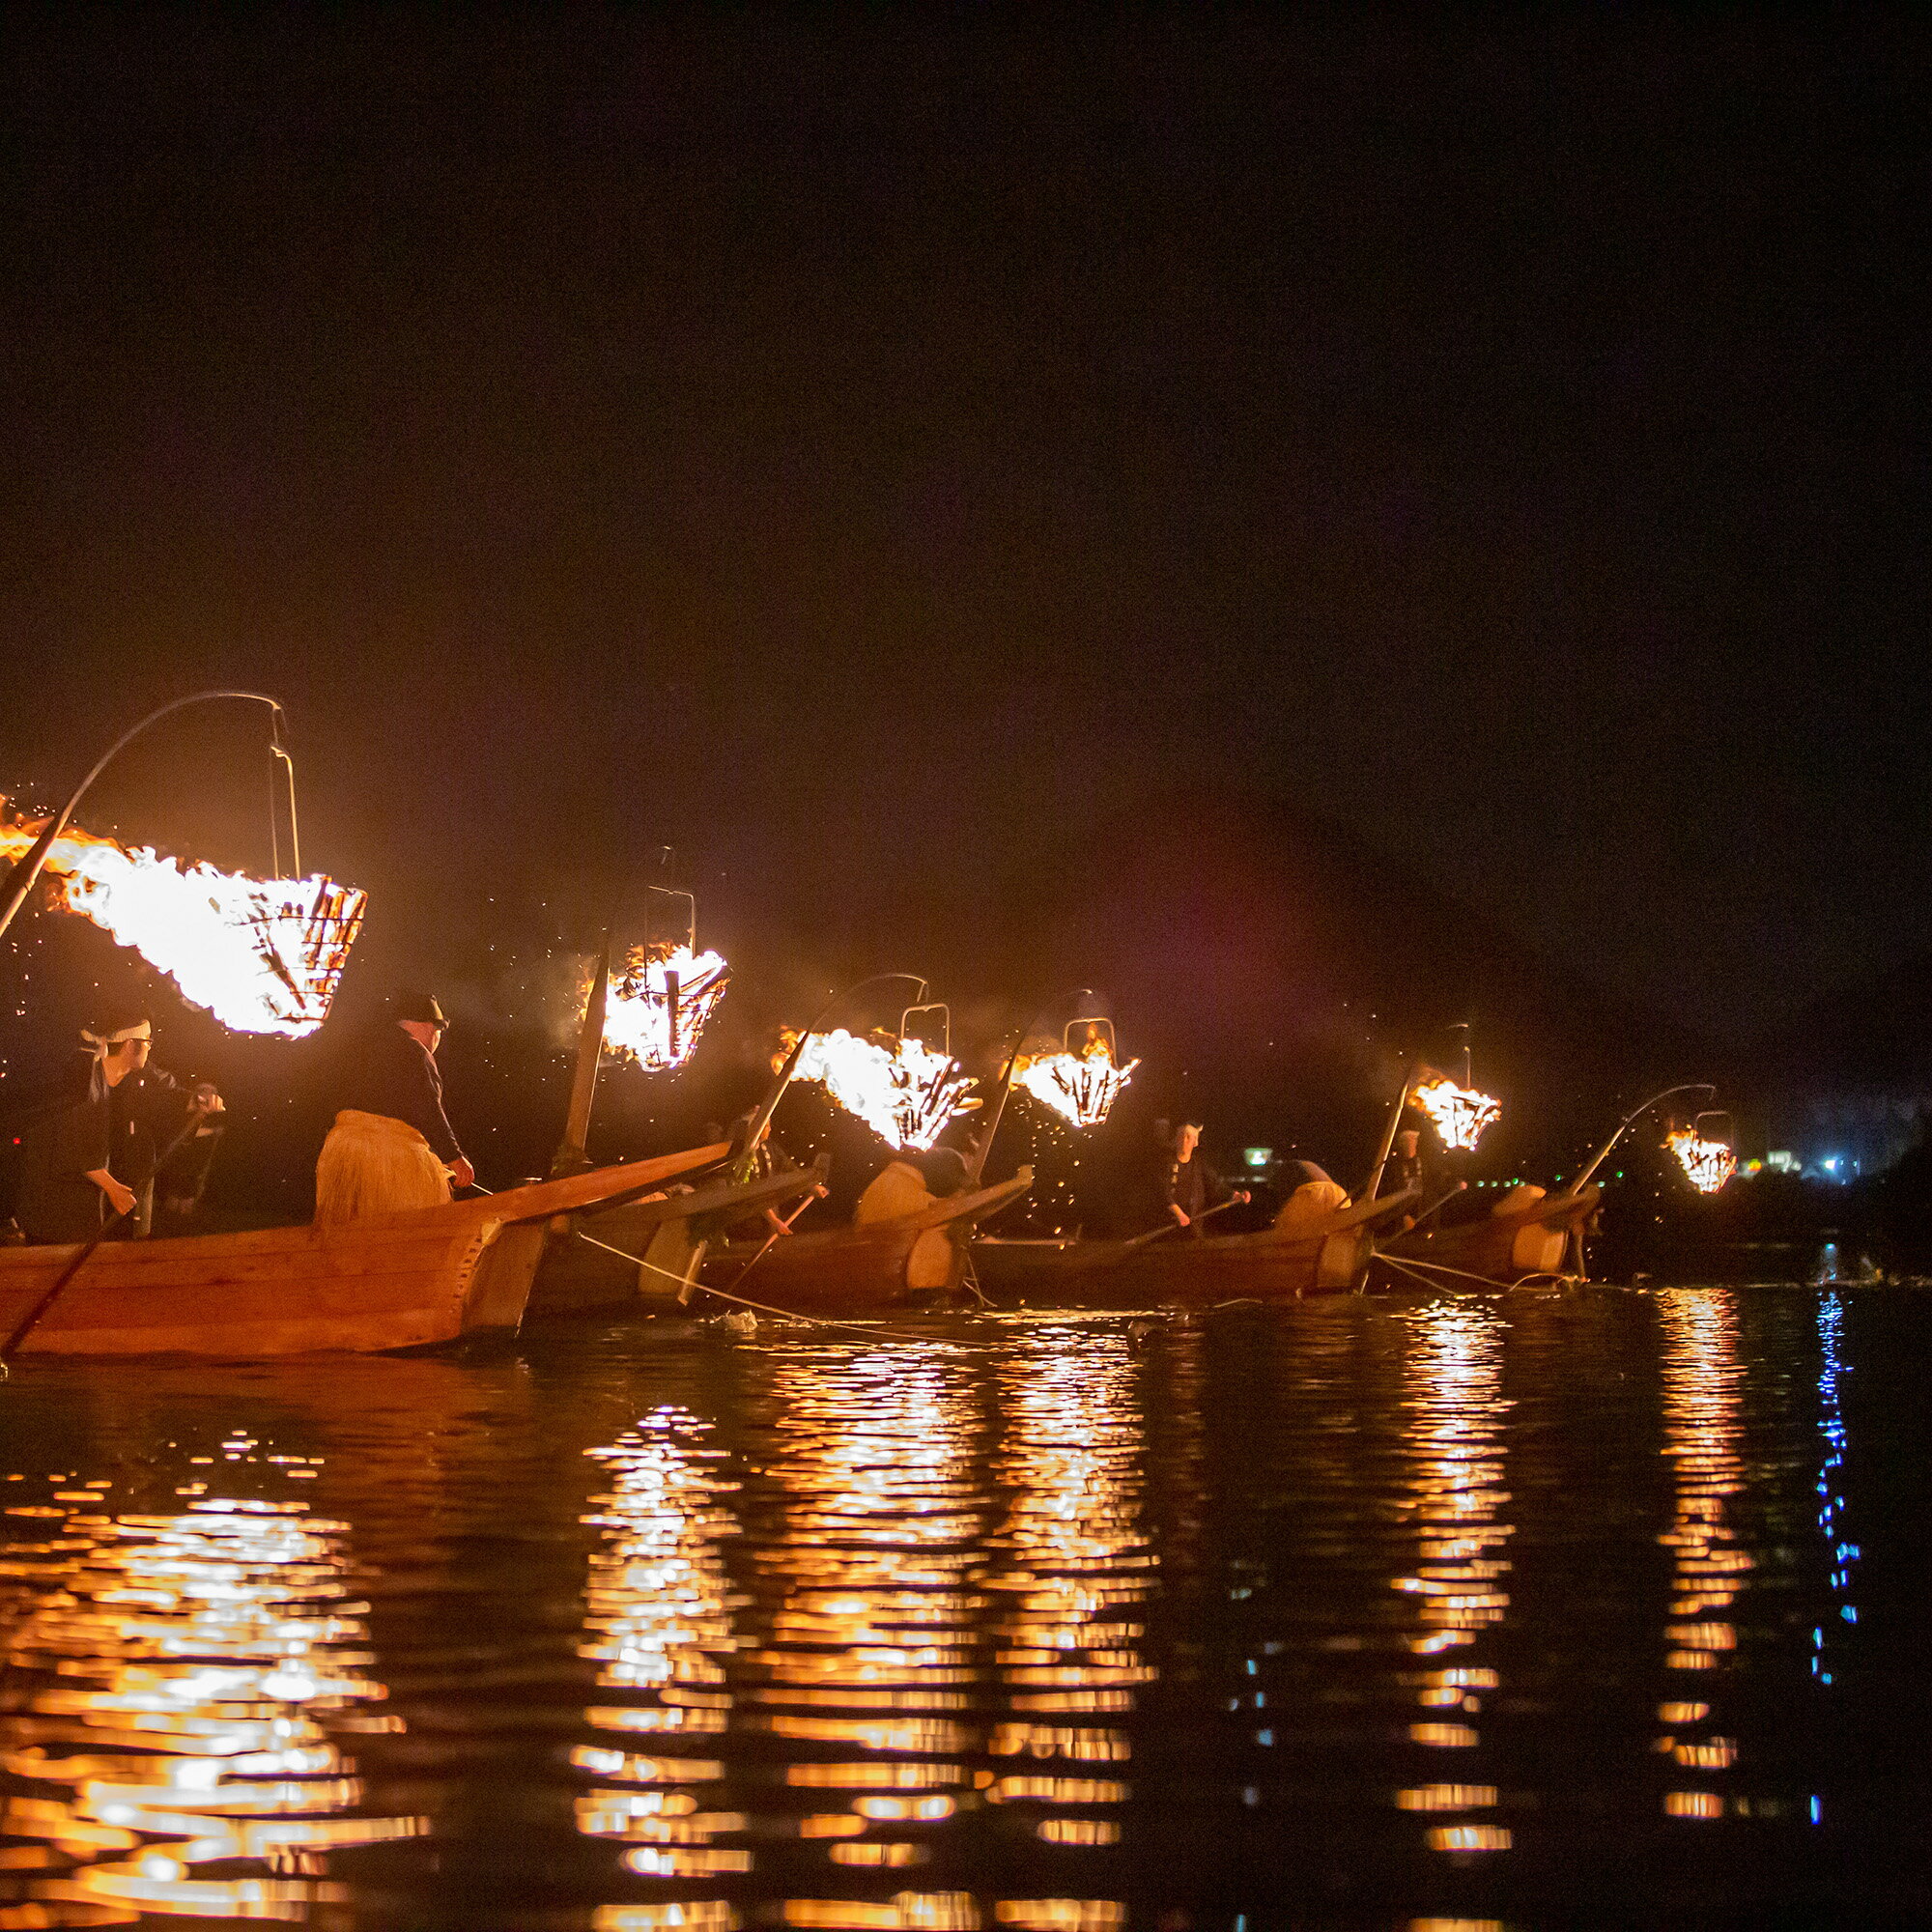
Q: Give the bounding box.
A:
[1411,1074,1501,1151]
[1013,1025,1139,1128]
[603,943,729,1070]
[0,815,366,1037]
[781,1026,980,1151]
[1666,1127,1737,1195]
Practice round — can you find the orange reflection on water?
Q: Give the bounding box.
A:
[0,1492,420,1922]
[983,1329,1148,1856]
[577,1406,749,1878]
[1392,1302,1512,1853]
[748,1344,984,1861]
[1655,1289,1749,1817]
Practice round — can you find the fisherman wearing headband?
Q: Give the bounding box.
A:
[4,1004,223,1242]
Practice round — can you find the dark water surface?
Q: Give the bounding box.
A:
[3,1287,1929,1930]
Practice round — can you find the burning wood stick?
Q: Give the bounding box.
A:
[602,943,728,1071]
[782,1026,981,1151]
[0,814,366,1037]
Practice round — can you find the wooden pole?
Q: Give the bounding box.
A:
[1359,1061,1419,1204]
[551,934,611,1178]
[0,691,290,945]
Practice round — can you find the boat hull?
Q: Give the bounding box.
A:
[699,1175,1031,1310]
[1375,1184,1600,1287]
[975,1223,1375,1301]
[529,1164,830,1317]
[0,1143,729,1358]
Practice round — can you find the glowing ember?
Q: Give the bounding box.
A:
[782,1026,980,1151]
[0,816,365,1037]
[603,943,729,1070]
[1667,1127,1737,1195]
[1411,1074,1502,1151]
[1014,1025,1139,1128]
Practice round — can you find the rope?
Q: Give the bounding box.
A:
[568,1227,973,1346]
[573,1226,704,1293]
[1376,1250,1581,1292]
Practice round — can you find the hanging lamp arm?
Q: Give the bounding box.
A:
[726,966,931,1175]
[0,690,291,946]
[1565,1083,1716,1194]
[269,707,301,879]
[968,986,1096,1184]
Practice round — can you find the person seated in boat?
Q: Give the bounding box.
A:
[5,1006,223,1243]
[1386,1128,1425,1199]
[315,990,475,1222]
[1492,1182,1548,1216]
[854,1146,970,1291]
[1273,1158,1351,1236]
[1161,1121,1249,1235]
[854,1146,966,1223]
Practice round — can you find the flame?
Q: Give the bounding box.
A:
[1666,1128,1737,1195]
[604,944,729,1070]
[782,1027,980,1151]
[1410,1075,1501,1152]
[0,815,365,1037]
[1013,1027,1139,1129]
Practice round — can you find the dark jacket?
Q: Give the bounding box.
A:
[1160,1151,1228,1227]
[335,1022,465,1162]
[1382,1151,1426,1200]
[5,1061,198,1243]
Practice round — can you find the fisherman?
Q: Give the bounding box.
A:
[1273,1157,1351,1235]
[5,1006,223,1243]
[1385,1127,1426,1201]
[854,1145,970,1290]
[1160,1121,1250,1234]
[315,991,474,1222]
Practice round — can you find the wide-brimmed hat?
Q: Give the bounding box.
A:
[389,989,448,1027]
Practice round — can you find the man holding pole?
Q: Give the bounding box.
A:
[5,1006,223,1242]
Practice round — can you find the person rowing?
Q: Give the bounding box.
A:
[315,990,475,1221]
[1158,1120,1250,1235]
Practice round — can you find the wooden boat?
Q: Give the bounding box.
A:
[696,1173,1032,1310]
[0,1143,729,1358]
[973,1188,1418,1302]
[528,1161,829,1317]
[1375,1182,1601,1288]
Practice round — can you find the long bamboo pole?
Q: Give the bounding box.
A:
[0,691,294,946]
[551,934,612,1178]
[1563,1082,1715,1195]
[1359,1061,1420,1204]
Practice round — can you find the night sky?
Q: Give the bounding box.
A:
[1,12,1924,1047]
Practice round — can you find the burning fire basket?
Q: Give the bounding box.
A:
[1013,1015,1139,1128]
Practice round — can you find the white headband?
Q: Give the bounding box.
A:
[80,1019,152,1059]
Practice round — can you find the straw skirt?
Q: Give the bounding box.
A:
[315,1109,452,1222]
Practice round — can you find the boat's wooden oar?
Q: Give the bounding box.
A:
[1401,1180,1468,1236]
[1,1209,133,1363]
[1116,1194,1242,1255]
[1,1111,214,1365]
[690,1183,827,1306]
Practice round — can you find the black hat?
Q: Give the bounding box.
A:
[390,989,448,1027]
